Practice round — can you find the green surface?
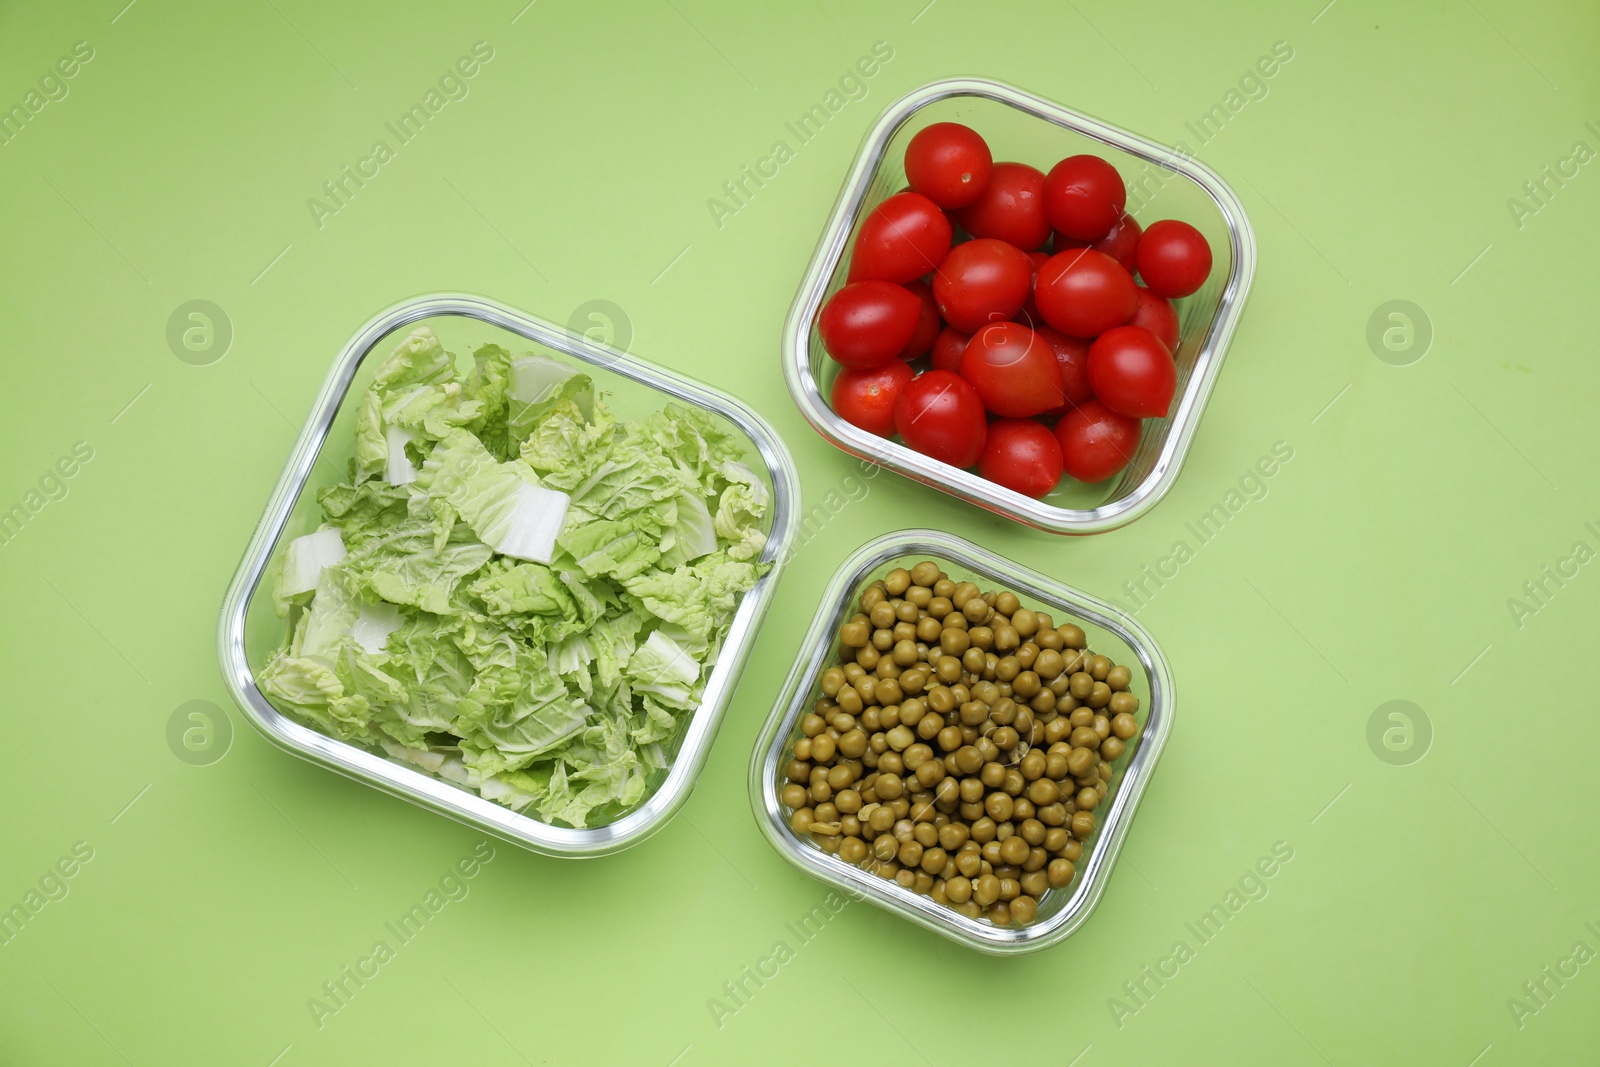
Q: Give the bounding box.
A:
[1,1,1596,1064]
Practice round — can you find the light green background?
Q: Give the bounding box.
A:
[2,1,1596,1064]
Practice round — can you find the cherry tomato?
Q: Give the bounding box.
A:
[818,281,923,369]
[1034,325,1093,411]
[847,191,953,285]
[1135,219,1212,298]
[1129,286,1180,352]
[953,162,1051,251]
[1087,326,1176,418]
[1015,250,1051,329]
[1055,213,1142,272]
[1055,401,1142,483]
[932,238,1032,333]
[1043,155,1127,242]
[958,322,1064,418]
[929,326,970,374]
[831,360,915,437]
[980,419,1064,498]
[1034,249,1138,338]
[894,370,987,468]
[898,279,941,359]
[904,122,993,209]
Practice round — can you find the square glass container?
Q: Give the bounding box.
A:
[782,78,1257,534]
[749,530,1173,954]
[218,293,799,858]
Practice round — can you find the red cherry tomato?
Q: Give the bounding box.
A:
[1015,250,1051,329]
[958,322,1064,418]
[1055,213,1142,272]
[1055,401,1142,483]
[1135,219,1212,298]
[929,326,970,373]
[932,238,1032,333]
[953,162,1051,250]
[1087,326,1176,418]
[831,360,915,437]
[1034,249,1138,338]
[847,191,953,285]
[904,122,993,209]
[979,419,1064,498]
[818,281,923,369]
[894,370,987,468]
[1129,286,1180,352]
[1034,325,1093,411]
[898,280,941,359]
[1043,155,1127,242]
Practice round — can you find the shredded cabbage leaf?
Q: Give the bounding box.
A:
[257,326,769,828]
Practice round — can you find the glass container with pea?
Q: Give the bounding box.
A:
[752,531,1171,954]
